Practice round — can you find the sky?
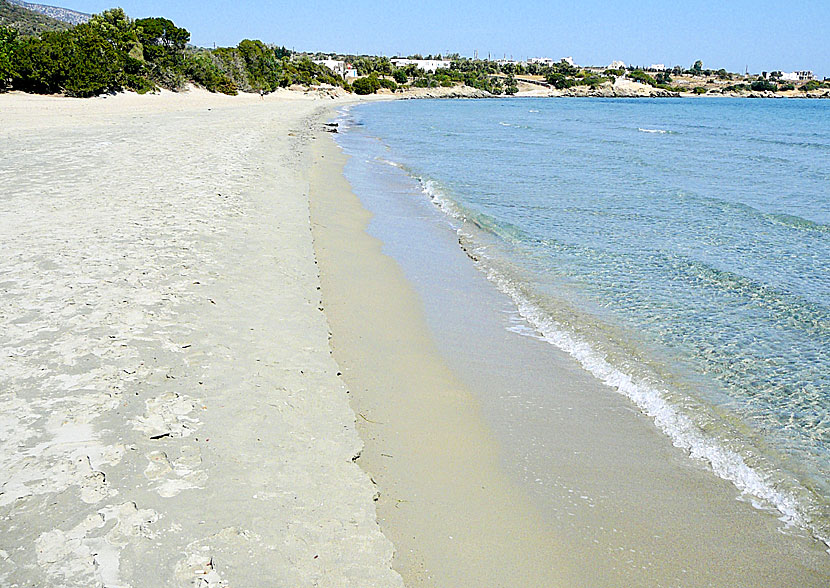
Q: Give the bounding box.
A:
[64,1,828,77]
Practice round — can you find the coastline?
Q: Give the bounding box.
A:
[315,100,830,586]
[0,89,401,586]
[308,125,578,587]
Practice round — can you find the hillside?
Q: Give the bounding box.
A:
[6,0,88,25]
[0,0,72,35]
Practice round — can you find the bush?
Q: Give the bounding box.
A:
[352,75,380,94]
[378,77,397,91]
[778,83,795,92]
[750,79,777,92]
[693,86,707,94]
[800,80,822,92]
[545,72,576,89]
[0,25,18,91]
[392,69,407,84]
[628,69,658,87]
[579,75,608,88]
[185,52,237,94]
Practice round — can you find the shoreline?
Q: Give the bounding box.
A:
[308,113,577,587]
[318,99,830,586]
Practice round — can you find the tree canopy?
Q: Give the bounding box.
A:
[0,8,345,96]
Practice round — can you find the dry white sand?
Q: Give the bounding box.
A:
[0,88,402,587]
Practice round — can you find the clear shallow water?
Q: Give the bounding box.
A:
[335,97,830,545]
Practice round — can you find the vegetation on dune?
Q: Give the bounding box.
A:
[799,80,826,92]
[0,8,346,96]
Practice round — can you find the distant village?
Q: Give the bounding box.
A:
[312,54,818,84]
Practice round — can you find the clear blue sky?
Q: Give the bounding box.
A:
[66,1,828,77]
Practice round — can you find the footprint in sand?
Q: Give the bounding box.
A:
[144,446,207,497]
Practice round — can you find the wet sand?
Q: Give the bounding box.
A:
[309,122,577,587]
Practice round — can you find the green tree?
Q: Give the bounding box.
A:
[750,79,777,92]
[135,17,189,72]
[392,68,407,84]
[692,60,703,74]
[352,74,380,94]
[0,25,18,90]
[505,73,518,95]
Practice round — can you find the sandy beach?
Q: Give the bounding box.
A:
[2,87,829,587]
[0,88,402,587]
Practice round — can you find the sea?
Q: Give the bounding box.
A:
[333,97,830,548]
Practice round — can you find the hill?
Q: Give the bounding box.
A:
[0,0,72,35]
[6,0,88,25]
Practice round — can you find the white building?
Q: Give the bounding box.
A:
[344,63,358,79]
[608,60,626,69]
[780,70,815,82]
[527,57,555,66]
[313,59,346,76]
[390,59,452,73]
[649,63,667,71]
[562,56,575,66]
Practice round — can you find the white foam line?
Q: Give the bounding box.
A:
[482,264,829,547]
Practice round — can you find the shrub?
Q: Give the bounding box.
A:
[0,25,18,91]
[751,79,777,92]
[185,52,237,94]
[378,77,397,91]
[778,83,795,91]
[579,75,608,87]
[800,80,822,92]
[693,86,707,94]
[352,75,380,94]
[628,69,658,87]
[392,69,407,84]
[545,72,576,89]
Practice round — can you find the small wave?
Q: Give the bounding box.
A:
[638,128,670,134]
[376,157,403,168]
[416,177,464,221]
[528,109,540,113]
[499,122,512,127]
[481,267,821,543]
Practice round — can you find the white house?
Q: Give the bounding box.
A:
[390,59,452,72]
[608,60,626,69]
[312,59,358,79]
[648,63,667,71]
[562,56,576,66]
[313,59,346,76]
[527,57,555,66]
[780,70,815,82]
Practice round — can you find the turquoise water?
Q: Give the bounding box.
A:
[335,97,830,545]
